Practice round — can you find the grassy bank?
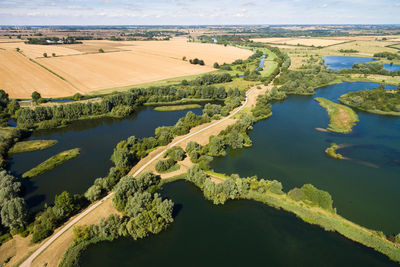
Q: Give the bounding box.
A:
[315,97,359,133]
[22,148,80,178]
[153,104,202,111]
[325,143,344,159]
[176,170,400,264]
[9,140,58,154]
[244,191,400,263]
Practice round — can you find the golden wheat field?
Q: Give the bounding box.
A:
[0,50,79,98]
[0,38,252,98]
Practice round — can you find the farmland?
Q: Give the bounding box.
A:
[250,37,347,47]
[0,37,252,98]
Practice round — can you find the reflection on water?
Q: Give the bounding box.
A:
[10,107,202,212]
[212,82,400,233]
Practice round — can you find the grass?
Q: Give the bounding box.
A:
[22,148,80,178]
[243,190,400,264]
[153,104,202,111]
[315,97,359,133]
[325,143,344,160]
[9,140,58,154]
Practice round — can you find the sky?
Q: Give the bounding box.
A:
[0,0,399,25]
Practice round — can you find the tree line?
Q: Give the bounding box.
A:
[15,85,244,130]
[337,62,400,76]
[339,85,400,114]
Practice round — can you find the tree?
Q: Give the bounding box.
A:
[43,53,47,57]
[0,90,9,111]
[1,197,27,229]
[7,100,20,115]
[54,191,79,218]
[213,62,220,68]
[182,56,186,61]
[31,91,41,103]
[125,191,152,217]
[98,48,104,53]
[84,184,102,202]
[72,93,83,101]
[52,53,56,57]
[16,47,20,52]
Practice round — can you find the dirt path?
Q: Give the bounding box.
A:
[18,83,268,267]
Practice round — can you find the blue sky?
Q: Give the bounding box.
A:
[0,0,399,25]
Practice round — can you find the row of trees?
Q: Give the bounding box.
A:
[185,165,335,213]
[190,73,232,86]
[16,85,244,130]
[374,52,400,61]
[337,62,400,76]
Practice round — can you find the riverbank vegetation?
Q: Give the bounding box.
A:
[0,170,28,245]
[59,172,173,267]
[337,62,400,76]
[22,148,80,178]
[153,104,201,111]
[325,143,344,159]
[8,140,57,154]
[339,85,400,115]
[15,85,244,130]
[184,166,400,263]
[315,97,359,133]
[274,65,338,95]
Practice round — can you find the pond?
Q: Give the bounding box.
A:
[323,56,400,71]
[78,181,397,267]
[9,107,202,213]
[211,82,400,234]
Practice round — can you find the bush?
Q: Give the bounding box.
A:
[155,158,176,173]
[164,146,185,161]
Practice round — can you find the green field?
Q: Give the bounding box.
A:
[9,140,58,154]
[22,148,80,178]
[153,104,202,111]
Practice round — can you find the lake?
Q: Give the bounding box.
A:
[323,56,400,71]
[78,181,397,267]
[211,82,400,234]
[10,107,202,212]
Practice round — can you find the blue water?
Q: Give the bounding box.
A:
[323,56,400,71]
[385,64,400,71]
[211,82,400,234]
[79,181,398,267]
[323,56,376,71]
[10,107,202,212]
[256,55,266,71]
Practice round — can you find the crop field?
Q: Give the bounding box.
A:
[251,37,347,47]
[0,50,79,98]
[0,37,252,98]
[0,42,82,58]
[283,38,400,70]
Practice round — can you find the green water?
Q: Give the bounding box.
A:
[79,181,397,266]
[9,107,202,212]
[211,82,400,234]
